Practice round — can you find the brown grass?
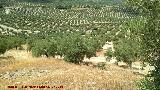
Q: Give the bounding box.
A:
[0,58,142,90]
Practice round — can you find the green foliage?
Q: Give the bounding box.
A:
[0,0,10,8]
[0,36,25,54]
[31,39,57,57]
[84,36,105,58]
[0,38,7,54]
[55,5,72,9]
[137,77,158,90]
[105,49,114,58]
[114,39,136,67]
[60,33,104,64]
[114,18,144,67]
[6,37,25,50]
[28,33,104,64]
[97,62,106,70]
[62,35,105,64]
[62,34,86,63]
[125,0,160,89]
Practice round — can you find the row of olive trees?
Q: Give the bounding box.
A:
[0,0,14,8]
[27,33,105,64]
[0,36,25,54]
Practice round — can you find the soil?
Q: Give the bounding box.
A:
[0,50,142,90]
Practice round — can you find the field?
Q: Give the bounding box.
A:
[0,50,142,90]
[0,1,136,36]
[0,0,147,90]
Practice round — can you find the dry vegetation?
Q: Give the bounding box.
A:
[0,51,142,90]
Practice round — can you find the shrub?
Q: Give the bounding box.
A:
[47,39,58,57]
[114,39,135,67]
[97,62,106,70]
[84,36,100,58]
[137,77,158,90]
[105,49,114,59]
[59,33,105,64]
[0,38,7,54]
[5,36,25,50]
[0,36,25,54]
[62,34,87,64]
[28,32,106,64]
[32,46,44,57]
[31,39,54,57]
[114,17,145,67]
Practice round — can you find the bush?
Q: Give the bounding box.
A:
[0,36,25,54]
[28,32,106,64]
[62,34,87,64]
[46,40,57,57]
[97,62,106,70]
[84,36,102,58]
[137,77,158,90]
[59,33,104,64]
[105,49,114,59]
[31,39,57,57]
[5,36,25,50]
[0,4,3,9]
[114,18,144,67]
[114,39,135,67]
[0,38,7,54]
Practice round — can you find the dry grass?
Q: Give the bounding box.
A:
[0,50,142,90]
[0,57,142,90]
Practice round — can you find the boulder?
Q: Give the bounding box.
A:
[117,62,128,68]
[83,56,106,66]
[131,62,143,70]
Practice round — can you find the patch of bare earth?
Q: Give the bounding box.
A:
[0,57,142,90]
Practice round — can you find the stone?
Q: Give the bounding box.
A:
[117,62,128,68]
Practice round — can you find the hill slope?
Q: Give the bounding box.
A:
[0,50,141,90]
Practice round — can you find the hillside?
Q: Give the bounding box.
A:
[0,0,150,90]
[0,50,142,90]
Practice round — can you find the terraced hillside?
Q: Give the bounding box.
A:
[0,1,136,36]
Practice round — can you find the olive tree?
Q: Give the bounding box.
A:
[114,18,145,67]
[125,0,160,89]
[0,38,7,54]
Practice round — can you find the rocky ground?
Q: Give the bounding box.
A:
[0,50,142,90]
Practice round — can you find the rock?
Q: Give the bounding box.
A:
[132,70,145,76]
[3,72,10,79]
[131,62,142,70]
[9,72,15,78]
[118,62,128,68]
[0,74,3,77]
[83,57,106,65]
[143,65,155,74]
[90,57,106,63]
[39,70,45,73]
[107,57,117,64]
[102,42,114,51]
